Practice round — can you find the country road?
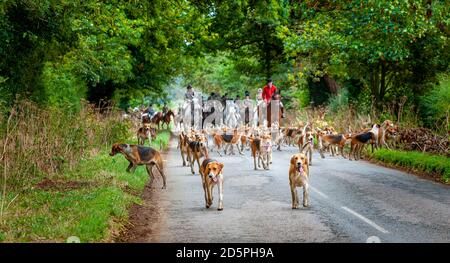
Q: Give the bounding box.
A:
[123,138,450,243]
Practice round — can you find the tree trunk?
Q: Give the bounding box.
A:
[379,61,387,105]
[370,61,387,111]
[370,65,380,111]
[323,74,340,94]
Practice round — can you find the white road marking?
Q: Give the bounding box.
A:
[310,186,329,199]
[341,206,389,234]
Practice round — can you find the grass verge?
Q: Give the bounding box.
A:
[369,149,450,184]
[0,129,171,242]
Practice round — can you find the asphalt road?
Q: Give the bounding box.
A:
[127,139,450,243]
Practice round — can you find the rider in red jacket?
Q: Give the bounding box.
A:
[262,78,285,119]
[262,79,277,104]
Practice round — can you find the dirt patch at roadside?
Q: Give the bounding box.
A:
[116,185,166,242]
[35,178,92,191]
[115,143,172,243]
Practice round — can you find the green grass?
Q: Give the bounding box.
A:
[0,130,171,242]
[370,149,450,184]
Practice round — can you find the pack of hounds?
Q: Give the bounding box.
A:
[111,113,399,211]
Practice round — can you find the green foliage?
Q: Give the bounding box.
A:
[8,187,133,242]
[1,0,448,126]
[0,128,170,242]
[0,149,146,242]
[183,52,260,97]
[372,149,450,183]
[280,0,449,110]
[292,88,310,108]
[40,62,86,111]
[0,100,133,191]
[1,0,193,108]
[419,74,450,132]
[328,88,349,112]
[192,0,290,79]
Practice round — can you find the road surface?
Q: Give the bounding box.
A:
[124,138,450,243]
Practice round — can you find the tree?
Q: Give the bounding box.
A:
[0,0,194,109]
[190,0,290,79]
[281,0,449,110]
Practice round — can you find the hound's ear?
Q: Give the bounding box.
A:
[218,163,224,174]
[111,143,118,152]
[305,156,309,167]
[300,143,308,153]
[110,143,121,156]
[290,155,296,165]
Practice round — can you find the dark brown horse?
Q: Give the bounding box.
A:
[151,110,175,130]
[161,109,175,129]
[267,93,283,128]
[151,112,164,129]
[142,114,151,124]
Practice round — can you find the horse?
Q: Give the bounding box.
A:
[254,99,267,128]
[161,109,175,129]
[181,98,203,132]
[141,113,151,124]
[266,93,283,128]
[151,112,164,129]
[224,101,241,128]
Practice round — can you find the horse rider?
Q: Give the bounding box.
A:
[243,90,252,125]
[262,78,277,105]
[162,102,169,115]
[234,94,242,110]
[221,93,229,107]
[146,103,156,121]
[256,88,263,102]
[206,92,216,126]
[207,92,215,101]
[234,94,242,118]
[264,78,285,115]
[185,84,195,100]
[185,84,196,126]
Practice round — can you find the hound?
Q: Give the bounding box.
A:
[187,133,209,175]
[109,143,166,189]
[178,132,190,166]
[299,130,315,165]
[137,123,156,145]
[283,127,300,146]
[349,131,377,161]
[317,131,352,159]
[379,120,398,149]
[199,158,224,210]
[250,133,272,170]
[239,126,251,152]
[213,129,242,156]
[289,151,310,209]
